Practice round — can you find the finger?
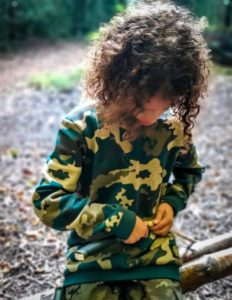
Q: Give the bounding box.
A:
[144,226,149,238]
[152,218,173,231]
[123,238,136,244]
[152,223,173,234]
[153,208,165,225]
[124,240,135,244]
[137,227,149,239]
[152,226,170,236]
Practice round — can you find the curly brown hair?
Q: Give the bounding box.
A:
[82,0,212,144]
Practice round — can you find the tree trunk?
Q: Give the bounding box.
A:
[224,0,232,29]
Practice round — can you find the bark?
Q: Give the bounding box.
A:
[180,247,232,293]
[179,231,232,263]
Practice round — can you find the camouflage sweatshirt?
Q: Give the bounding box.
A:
[32,100,205,287]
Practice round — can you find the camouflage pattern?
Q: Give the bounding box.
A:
[54,279,183,300]
[32,101,205,284]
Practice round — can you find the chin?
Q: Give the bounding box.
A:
[141,123,152,126]
[140,121,155,126]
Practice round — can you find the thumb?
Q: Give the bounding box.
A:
[153,206,165,224]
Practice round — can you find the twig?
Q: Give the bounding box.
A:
[171,230,198,243]
[145,220,198,243]
[26,274,46,286]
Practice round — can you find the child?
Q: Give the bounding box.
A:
[32,0,211,299]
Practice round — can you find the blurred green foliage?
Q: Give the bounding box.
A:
[86,30,101,42]
[1,0,231,64]
[175,0,232,65]
[175,0,232,32]
[0,0,127,51]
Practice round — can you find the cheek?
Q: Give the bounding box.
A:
[136,111,158,124]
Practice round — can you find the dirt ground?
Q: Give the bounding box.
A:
[0,40,232,300]
[0,39,88,105]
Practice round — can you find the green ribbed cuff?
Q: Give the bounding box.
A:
[111,208,137,240]
[160,195,186,217]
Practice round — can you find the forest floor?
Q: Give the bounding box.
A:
[0,40,232,300]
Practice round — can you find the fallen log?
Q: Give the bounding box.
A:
[180,247,232,293]
[179,231,232,263]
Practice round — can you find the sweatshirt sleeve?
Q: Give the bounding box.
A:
[160,139,206,216]
[31,114,136,240]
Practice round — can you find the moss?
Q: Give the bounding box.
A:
[212,63,232,76]
[29,67,84,92]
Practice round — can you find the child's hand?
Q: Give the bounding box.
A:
[122,216,149,244]
[150,203,174,237]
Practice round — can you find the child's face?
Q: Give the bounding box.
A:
[135,94,172,126]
